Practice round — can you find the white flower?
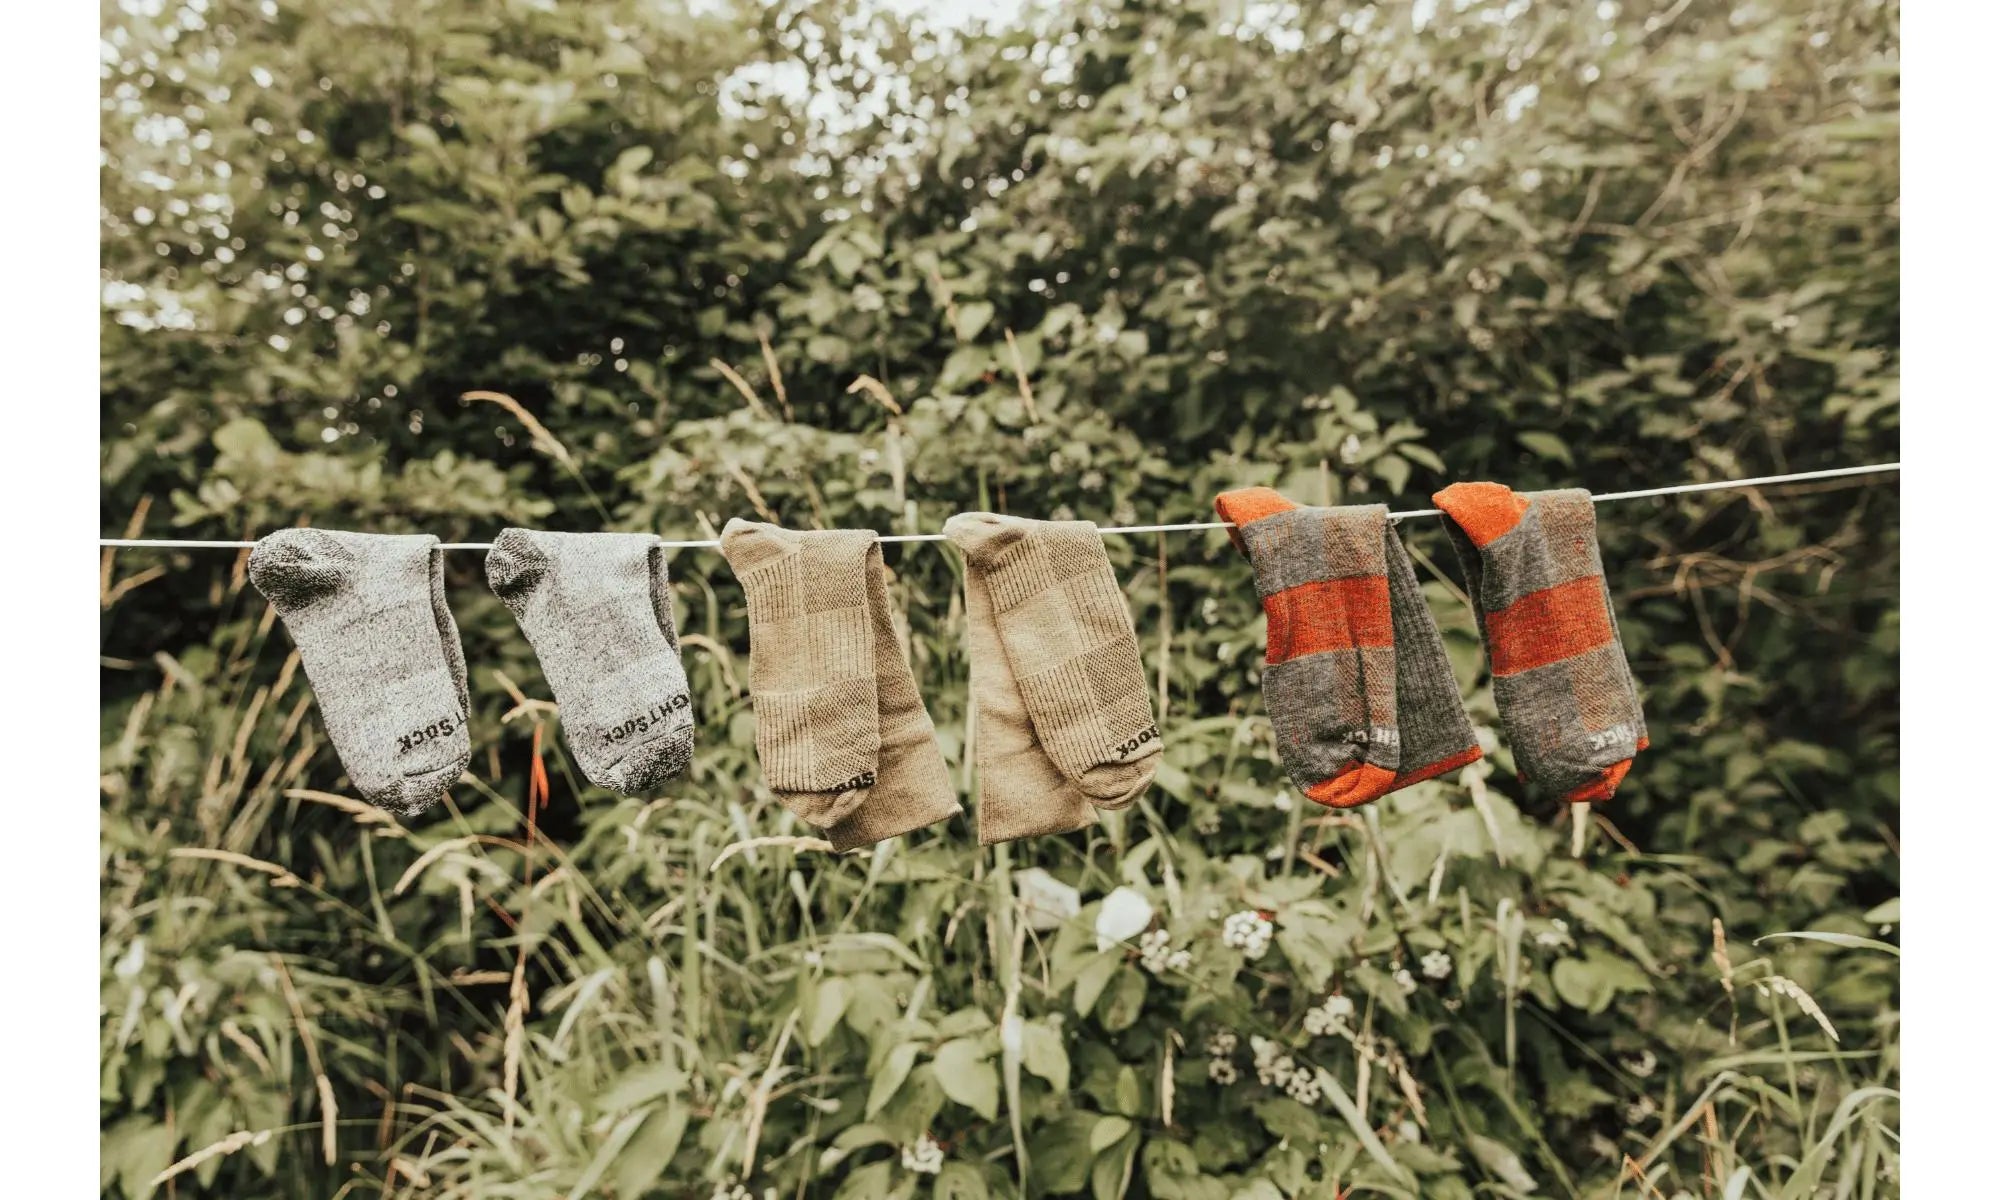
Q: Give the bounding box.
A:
[1207,1030,1238,1057]
[1286,1069,1322,1105]
[1222,910,1273,960]
[1014,869,1080,932]
[1624,1050,1657,1078]
[1625,1095,1658,1125]
[711,1186,752,1200]
[1139,929,1192,975]
[901,1133,944,1175]
[1392,967,1418,995]
[1095,887,1154,951]
[1249,1036,1299,1087]
[1271,789,1294,813]
[1533,918,1573,949]
[1421,950,1453,980]
[1208,1057,1239,1085]
[1302,993,1354,1037]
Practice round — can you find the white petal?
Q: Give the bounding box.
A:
[1096,886,1156,950]
[1015,868,1081,932]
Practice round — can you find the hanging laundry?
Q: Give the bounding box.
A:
[1213,488,1481,808]
[485,530,695,795]
[944,513,1161,843]
[718,520,960,850]
[247,529,471,814]
[1432,483,1647,802]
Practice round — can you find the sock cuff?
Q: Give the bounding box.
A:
[1432,481,1532,548]
[1214,486,1298,553]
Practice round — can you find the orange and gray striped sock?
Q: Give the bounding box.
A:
[1215,487,1480,809]
[1432,483,1647,803]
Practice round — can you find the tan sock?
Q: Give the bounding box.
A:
[956,553,1096,844]
[720,520,960,850]
[945,514,1160,810]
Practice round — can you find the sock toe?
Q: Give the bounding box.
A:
[392,759,464,815]
[1303,761,1399,809]
[599,725,695,795]
[1564,758,1631,804]
[1077,756,1157,810]
[1432,482,1532,548]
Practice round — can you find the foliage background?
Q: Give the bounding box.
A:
[99,0,1900,1196]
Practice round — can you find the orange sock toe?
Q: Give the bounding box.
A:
[1304,762,1399,809]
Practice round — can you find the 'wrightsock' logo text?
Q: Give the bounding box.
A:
[398,717,458,754]
[601,694,692,746]
[1587,723,1637,752]
[1113,726,1161,758]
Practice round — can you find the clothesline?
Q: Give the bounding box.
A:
[97,462,1900,550]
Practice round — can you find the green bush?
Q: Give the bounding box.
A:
[101,0,1899,1196]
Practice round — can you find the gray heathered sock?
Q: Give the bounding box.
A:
[485,530,695,795]
[248,529,471,815]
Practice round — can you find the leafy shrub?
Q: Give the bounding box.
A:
[101,0,1899,1196]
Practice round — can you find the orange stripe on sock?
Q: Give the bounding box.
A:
[1565,759,1631,803]
[1214,486,1299,529]
[1304,762,1399,809]
[1485,575,1614,675]
[1433,481,1532,548]
[1264,576,1393,664]
[1390,745,1484,790]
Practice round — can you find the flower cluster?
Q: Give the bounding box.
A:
[1222,910,1273,960]
[1139,929,1192,975]
[1250,1036,1322,1104]
[1205,1029,1241,1084]
[1421,950,1453,980]
[709,1186,752,1200]
[901,1134,944,1175]
[1302,992,1356,1037]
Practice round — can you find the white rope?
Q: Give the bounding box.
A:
[96,462,1899,551]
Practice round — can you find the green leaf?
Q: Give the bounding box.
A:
[1516,431,1574,465]
[1551,950,1651,1013]
[1374,452,1411,494]
[1755,931,1900,957]
[807,977,852,1047]
[868,1043,921,1117]
[567,1105,650,1200]
[1090,1115,1132,1154]
[1861,898,1900,924]
[934,1038,999,1120]
[1098,967,1148,1032]
[835,1160,893,1200]
[956,301,995,340]
[1073,952,1119,1017]
[934,1163,989,1200]
[1022,1022,1070,1093]
[211,418,278,462]
[1029,1113,1098,1193]
[611,1102,689,1200]
[1276,907,1351,991]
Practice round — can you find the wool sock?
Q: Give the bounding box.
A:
[485,530,694,795]
[248,529,470,814]
[720,521,960,849]
[944,514,1160,811]
[945,517,1107,843]
[1432,483,1647,802]
[1214,488,1480,808]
